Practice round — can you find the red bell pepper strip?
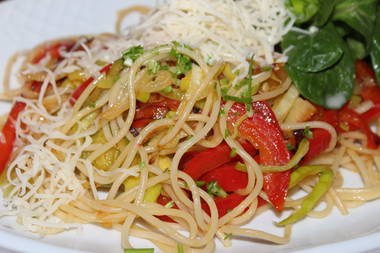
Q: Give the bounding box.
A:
[339,106,379,149]
[201,193,247,217]
[355,60,380,104]
[0,101,26,173]
[355,60,378,88]
[228,101,290,165]
[156,195,178,223]
[131,118,154,129]
[199,162,248,192]
[135,99,180,120]
[228,101,291,211]
[302,106,335,163]
[301,129,331,164]
[32,41,75,64]
[361,105,380,123]
[182,141,256,180]
[69,63,112,105]
[130,98,181,130]
[361,86,380,105]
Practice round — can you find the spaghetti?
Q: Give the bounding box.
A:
[1,1,380,253]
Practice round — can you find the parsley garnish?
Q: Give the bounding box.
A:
[122,45,144,66]
[262,65,273,72]
[139,162,146,169]
[286,143,295,151]
[206,181,227,198]
[170,42,193,75]
[229,147,237,157]
[219,107,226,116]
[304,126,314,139]
[164,201,174,208]
[89,102,96,108]
[224,128,230,138]
[235,162,247,172]
[196,181,206,187]
[221,57,254,111]
[206,56,213,66]
[147,59,160,75]
[162,86,173,93]
[177,244,184,253]
[224,233,233,240]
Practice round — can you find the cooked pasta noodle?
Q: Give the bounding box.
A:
[2,1,380,253]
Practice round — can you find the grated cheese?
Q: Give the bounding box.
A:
[127,0,295,70]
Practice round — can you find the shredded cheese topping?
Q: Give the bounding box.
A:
[128,0,295,69]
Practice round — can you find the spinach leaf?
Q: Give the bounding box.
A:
[347,38,366,59]
[285,25,355,109]
[313,0,337,27]
[333,0,378,45]
[285,0,320,24]
[370,6,380,84]
[284,24,344,72]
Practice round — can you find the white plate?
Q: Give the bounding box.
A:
[1,1,380,252]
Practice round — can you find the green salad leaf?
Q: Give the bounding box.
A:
[285,0,320,23]
[284,24,355,109]
[283,0,380,109]
[370,6,380,83]
[313,0,337,27]
[284,25,344,72]
[333,0,378,45]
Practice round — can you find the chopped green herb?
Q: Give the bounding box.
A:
[164,201,174,208]
[227,57,254,110]
[206,56,213,65]
[172,41,181,48]
[229,147,237,157]
[139,162,146,169]
[235,162,247,172]
[159,65,169,71]
[262,65,273,72]
[124,249,154,253]
[147,59,160,75]
[177,244,184,253]
[219,78,229,87]
[206,181,227,198]
[196,181,206,187]
[186,135,194,140]
[224,233,233,240]
[221,87,229,96]
[234,78,250,90]
[286,143,295,151]
[251,83,261,96]
[170,42,193,75]
[122,46,144,66]
[162,86,173,93]
[339,122,350,132]
[219,107,226,116]
[166,111,177,119]
[224,128,230,138]
[233,69,241,75]
[89,102,96,108]
[222,94,252,104]
[304,126,314,139]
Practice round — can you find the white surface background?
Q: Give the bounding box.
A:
[1,0,380,252]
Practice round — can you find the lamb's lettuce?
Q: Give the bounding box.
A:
[283,0,380,109]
